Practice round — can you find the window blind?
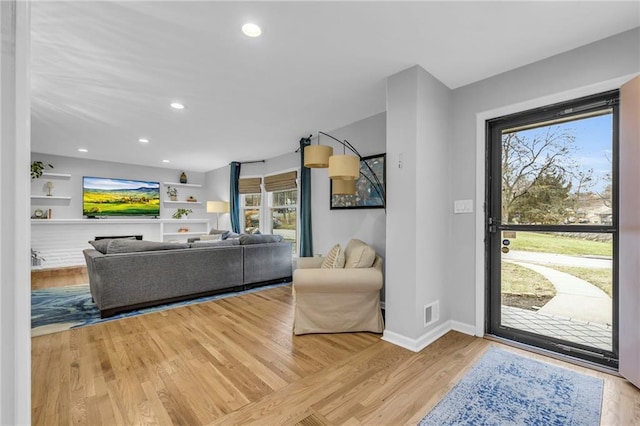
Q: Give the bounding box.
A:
[238,177,262,194]
[264,171,297,192]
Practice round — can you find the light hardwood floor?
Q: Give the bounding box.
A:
[31,266,88,290]
[32,278,640,425]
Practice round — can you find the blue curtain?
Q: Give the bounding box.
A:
[299,137,313,257]
[229,161,241,233]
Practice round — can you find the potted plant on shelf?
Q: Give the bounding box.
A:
[30,161,53,180]
[172,208,192,219]
[166,186,178,201]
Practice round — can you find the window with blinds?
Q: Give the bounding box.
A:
[238,177,262,194]
[267,170,299,254]
[264,171,297,192]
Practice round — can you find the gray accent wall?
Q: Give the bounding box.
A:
[449,28,640,327]
[385,65,452,341]
[204,112,387,259]
[310,113,386,259]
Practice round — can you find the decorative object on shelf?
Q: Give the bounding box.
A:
[48,209,52,219]
[206,200,230,229]
[180,171,188,184]
[302,131,386,209]
[45,181,54,196]
[330,154,386,209]
[177,227,190,233]
[32,209,45,219]
[172,208,192,219]
[167,185,178,201]
[186,196,197,202]
[31,161,53,180]
[31,249,45,267]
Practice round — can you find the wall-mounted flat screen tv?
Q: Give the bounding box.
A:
[83,176,160,217]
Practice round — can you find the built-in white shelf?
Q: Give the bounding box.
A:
[162,232,206,236]
[163,181,202,188]
[163,200,202,205]
[31,218,162,224]
[41,172,71,179]
[30,195,71,200]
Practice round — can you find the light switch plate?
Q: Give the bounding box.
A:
[454,199,473,214]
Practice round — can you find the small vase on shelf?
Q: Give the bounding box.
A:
[180,172,187,184]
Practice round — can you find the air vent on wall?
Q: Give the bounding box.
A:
[424,301,439,327]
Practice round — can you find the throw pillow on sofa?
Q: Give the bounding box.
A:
[321,244,346,269]
[200,234,222,241]
[344,239,376,268]
[208,228,228,235]
[88,236,136,254]
[105,239,189,254]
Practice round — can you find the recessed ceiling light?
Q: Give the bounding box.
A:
[162,159,170,163]
[242,23,262,37]
[170,102,185,110]
[78,148,88,153]
[138,138,149,143]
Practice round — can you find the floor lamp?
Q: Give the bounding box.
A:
[206,201,229,230]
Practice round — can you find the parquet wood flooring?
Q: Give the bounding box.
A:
[32,283,640,425]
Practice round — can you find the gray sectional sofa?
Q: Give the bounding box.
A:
[83,235,292,318]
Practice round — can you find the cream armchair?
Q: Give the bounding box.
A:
[292,254,384,335]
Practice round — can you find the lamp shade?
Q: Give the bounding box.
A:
[332,178,356,195]
[206,201,229,213]
[304,144,333,168]
[328,155,360,180]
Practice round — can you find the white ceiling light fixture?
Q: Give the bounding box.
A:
[170,102,185,110]
[138,138,149,143]
[162,159,170,163]
[242,23,262,37]
[77,148,88,153]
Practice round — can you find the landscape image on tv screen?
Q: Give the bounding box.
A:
[83,176,160,217]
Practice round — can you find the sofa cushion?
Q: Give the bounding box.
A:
[105,239,189,254]
[321,244,346,269]
[190,239,240,248]
[344,239,376,268]
[239,234,284,245]
[208,228,228,235]
[200,234,222,241]
[88,237,136,254]
[225,231,240,239]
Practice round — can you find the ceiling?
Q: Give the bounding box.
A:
[30,1,640,173]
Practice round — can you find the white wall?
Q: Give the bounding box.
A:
[450,28,640,328]
[30,153,208,220]
[384,65,453,348]
[619,76,640,387]
[204,164,232,230]
[1,1,31,424]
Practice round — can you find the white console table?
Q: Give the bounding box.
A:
[31,218,209,269]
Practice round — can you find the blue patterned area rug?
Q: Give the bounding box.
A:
[419,347,603,426]
[32,282,290,337]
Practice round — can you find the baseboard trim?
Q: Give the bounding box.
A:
[383,320,476,353]
[451,320,477,336]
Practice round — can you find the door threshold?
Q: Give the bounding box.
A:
[484,334,620,376]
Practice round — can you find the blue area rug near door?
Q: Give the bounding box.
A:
[418,347,603,426]
[32,282,290,336]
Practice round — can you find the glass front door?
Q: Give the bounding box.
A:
[486,91,619,368]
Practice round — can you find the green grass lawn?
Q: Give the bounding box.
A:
[506,232,612,257]
[501,262,556,296]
